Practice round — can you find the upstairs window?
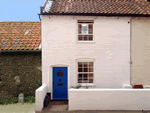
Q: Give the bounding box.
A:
[78,20,94,41]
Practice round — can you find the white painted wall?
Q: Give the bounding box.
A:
[131,17,150,85]
[35,85,47,111]
[42,15,131,93]
[69,88,150,110]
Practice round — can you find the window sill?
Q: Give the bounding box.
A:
[77,41,96,44]
[77,83,96,87]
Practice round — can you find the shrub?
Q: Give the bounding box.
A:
[0,96,35,105]
[10,97,18,104]
[24,96,35,103]
[0,99,6,104]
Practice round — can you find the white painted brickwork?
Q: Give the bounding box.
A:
[131,17,150,85]
[69,88,150,110]
[41,15,131,92]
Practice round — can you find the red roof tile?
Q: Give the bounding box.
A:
[0,22,41,51]
[43,0,150,16]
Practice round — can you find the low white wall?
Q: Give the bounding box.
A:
[69,88,150,111]
[35,84,47,111]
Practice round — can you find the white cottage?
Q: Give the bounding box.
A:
[36,0,150,112]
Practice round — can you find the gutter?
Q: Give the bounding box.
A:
[39,13,150,17]
[0,50,41,53]
[0,43,42,52]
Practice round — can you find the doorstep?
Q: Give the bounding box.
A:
[50,100,68,105]
[35,100,68,113]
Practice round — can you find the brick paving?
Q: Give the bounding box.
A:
[35,101,150,113]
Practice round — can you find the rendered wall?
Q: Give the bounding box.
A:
[35,84,47,111]
[131,17,150,85]
[69,88,150,110]
[42,15,131,93]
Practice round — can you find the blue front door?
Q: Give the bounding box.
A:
[53,67,68,100]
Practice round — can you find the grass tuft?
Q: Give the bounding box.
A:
[0,96,35,105]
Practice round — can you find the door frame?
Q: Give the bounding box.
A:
[50,64,70,100]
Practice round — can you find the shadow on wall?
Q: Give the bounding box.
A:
[0,51,42,100]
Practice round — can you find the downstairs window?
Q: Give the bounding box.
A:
[78,62,94,83]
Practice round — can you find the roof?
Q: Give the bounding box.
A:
[41,0,150,16]
[0,21,41,51]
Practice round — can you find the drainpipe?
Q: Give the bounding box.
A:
[38,6,44,21]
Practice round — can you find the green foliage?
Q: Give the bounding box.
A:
[0,96,35,105]
[10,97,18,104]
[0,99,6,104]
[71,84,82,89]
[85,85,89,89]
[24,96,35,103]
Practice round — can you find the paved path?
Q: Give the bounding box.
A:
[0,103,35,113]
[36,104,150,113]
[35,101,150,113]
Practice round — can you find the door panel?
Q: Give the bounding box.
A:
[53,67,68,100]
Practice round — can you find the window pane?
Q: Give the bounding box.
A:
[83,74,88,80]
[83,62,88,67]
[78,68,83,72]
[88,73,93,78]
[78,35,82,41]
[57,72,63,76]
[78,79,82,83]
[78,74,82,79]
[83,35,88,40]
[84,68,88,72]
[89,68,93,72]
[89,62,93,68]
[89,79,93,83]
[89,35,93,41]
[78,24,82,34]
[88,24,93,34]
[78,62,82,67]
[82,24,88,34]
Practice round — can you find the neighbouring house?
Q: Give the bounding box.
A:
[0,22,42,100]
[36,0,150,111]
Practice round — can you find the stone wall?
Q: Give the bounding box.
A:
[0,51,42,100]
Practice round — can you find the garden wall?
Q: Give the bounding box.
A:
[0,51,42,100]
[69,88,150,111]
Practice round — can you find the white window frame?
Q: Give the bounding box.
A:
[77,20,94,42]
[76,58,96,86]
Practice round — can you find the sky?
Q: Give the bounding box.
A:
[0,0,45,22]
